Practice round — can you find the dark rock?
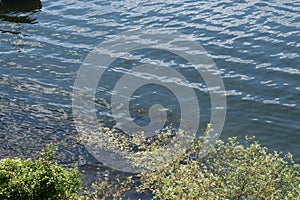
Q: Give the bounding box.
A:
[0,0,41,12]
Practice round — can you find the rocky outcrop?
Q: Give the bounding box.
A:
[0,0,42,12]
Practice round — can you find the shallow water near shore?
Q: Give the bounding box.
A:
[0,0,299,187]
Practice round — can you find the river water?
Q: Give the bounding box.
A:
[0,0,299,186]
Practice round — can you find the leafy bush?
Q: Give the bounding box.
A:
[90,129,300,200]
[137,136,300,199]
[0,147,81,200]
[1,129,299,200]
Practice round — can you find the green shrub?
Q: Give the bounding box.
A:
[137,136,300,199]
[90,128,300,200]
[1,129,299,200]
[0,147,81,200]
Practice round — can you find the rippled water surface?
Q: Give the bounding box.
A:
[0,0,299,182]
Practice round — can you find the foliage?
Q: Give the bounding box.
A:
[0,145,81,200]
[79,126,194,172]
[91,129,300,200]
[82,174,136,200]
[1,128,299,200]
[137,136,300,199]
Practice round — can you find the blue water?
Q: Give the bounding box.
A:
[0,0,299,186]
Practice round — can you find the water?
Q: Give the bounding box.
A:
[0,0,299,185]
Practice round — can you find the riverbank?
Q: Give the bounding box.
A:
[1,135,299,199]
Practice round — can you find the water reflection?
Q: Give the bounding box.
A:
[0,0,41,23]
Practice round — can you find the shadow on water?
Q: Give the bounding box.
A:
[0,0,42,23]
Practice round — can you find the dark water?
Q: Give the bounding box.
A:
[0,0,299,186]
